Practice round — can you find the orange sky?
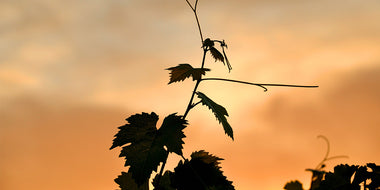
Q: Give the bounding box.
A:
[1,0,380,190]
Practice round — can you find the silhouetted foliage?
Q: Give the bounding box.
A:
[284,180,304,190]
[110,0,318,189]
[115,172,149,190]
[203,38,232,72]
[196,91,233,140]
[285,137,380,190]
[316,163,380,190]
[170,150,234,190]
[152,171,176,190]
[306,168,325,190]
[166,64,210,84]
[286,163,380,190]
[110,112,187,186]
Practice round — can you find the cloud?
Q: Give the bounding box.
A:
[0,95,128,190]
[259,63,380,136]
[1,1,380,189]
[251,63,380,169]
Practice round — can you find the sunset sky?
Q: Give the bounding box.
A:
[1,0,380,190]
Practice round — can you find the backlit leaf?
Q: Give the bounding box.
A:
[152,171,176,190]
[302,163,380,190]
[110,112,159,150]
[166,64,210,84]
[114,172,149,190]
[110,112,166,185]
[190,150,223,167]
[366,163,380,190]
[315,164,359,190]
[157,113,188,155]
[171,150,234,190]
[209,47,224,63]
[196,92,234,140]
[284,180,303,190]
[110,112,187,186]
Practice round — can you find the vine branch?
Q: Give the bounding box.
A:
[157,1,206,186]
[185,0,204,44]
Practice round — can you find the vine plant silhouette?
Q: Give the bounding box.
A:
[110,1,318,189]
[284,136,380,190]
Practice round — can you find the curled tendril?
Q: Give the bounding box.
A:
[315,135,349,170]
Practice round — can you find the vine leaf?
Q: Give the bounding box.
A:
[314,163,380,190]
[114,172,149,190]
[366,163,380,189]
[191,150,223,166]
[110,112,187,186]
[209,47,224,63]
[110,112,166,186]
[171,150,235,190]
[166,64,210,84]
[306,169,325,190]
[152,171,176,190]
[284,180,303,190]
[195,92,234,140]
[157,113,188,156]
[315,164,359,190]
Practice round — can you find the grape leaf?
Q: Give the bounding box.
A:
[171,150,234,190]
[315,164,358,190]
[110,112,166,185]
[284,180,303,190]
[303,163,380,190]
[306,169,325,190]
[110,112,159,150]
[152,171,176,190]
[166,64,210,84]
[110,112,187,186]
[191,150,223,166]
[209,47,224,63]
[114,172,149,190]
[196,92,234,140]
[366,163,380,190]
[157,113,188,156]
[352,166,368,187]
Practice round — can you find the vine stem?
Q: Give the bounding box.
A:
[183,49,207,119]
[185,0,204,44]
[156,1,205,186]
[201,78,319,92]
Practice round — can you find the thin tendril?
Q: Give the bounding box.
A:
[201,78,319,92]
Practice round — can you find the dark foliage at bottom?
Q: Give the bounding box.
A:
[153,150,234,190]
[285,163,380,190]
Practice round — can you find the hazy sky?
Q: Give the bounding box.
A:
[1,0,380,190]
